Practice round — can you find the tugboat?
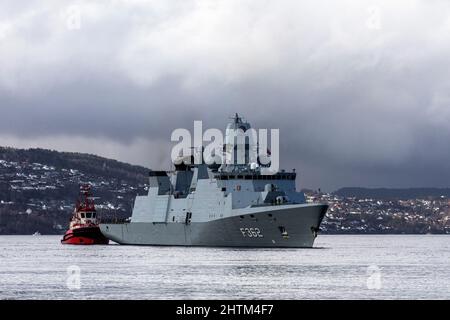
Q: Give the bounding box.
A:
[61,185,109,245]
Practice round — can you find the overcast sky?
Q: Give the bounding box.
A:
[1,0,450,191]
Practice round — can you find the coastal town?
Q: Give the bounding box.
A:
[0,154,449,234]
[306,192,450,234]
[0,152,148,234]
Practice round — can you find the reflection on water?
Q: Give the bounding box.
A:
[0,235,449,299]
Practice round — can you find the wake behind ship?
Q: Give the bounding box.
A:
[100,114,328,247]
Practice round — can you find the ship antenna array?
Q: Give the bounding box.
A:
[229,113,244,123]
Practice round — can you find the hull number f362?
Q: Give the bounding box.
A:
[240,227,264,238]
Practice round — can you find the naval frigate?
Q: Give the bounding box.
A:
[100,114,328,247]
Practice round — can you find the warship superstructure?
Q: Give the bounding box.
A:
[100,114,328,247]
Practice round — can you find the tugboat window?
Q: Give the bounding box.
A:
[81,213,85,218]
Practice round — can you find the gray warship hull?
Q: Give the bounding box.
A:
[100,203,327,247]
[100,114,329,248]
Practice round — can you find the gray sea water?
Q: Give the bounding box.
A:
[0,235,449,300]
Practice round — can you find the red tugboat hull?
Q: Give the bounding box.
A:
[61,184,109,245]
[61,227,109,245]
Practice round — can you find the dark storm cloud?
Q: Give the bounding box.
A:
[1,0,450,190]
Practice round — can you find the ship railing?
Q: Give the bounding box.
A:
[99,218,130,224]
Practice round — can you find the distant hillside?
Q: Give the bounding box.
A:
[1,146,449,235]
[0,146,149,234]
[0,147,148,182]
[334,187,450,200]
